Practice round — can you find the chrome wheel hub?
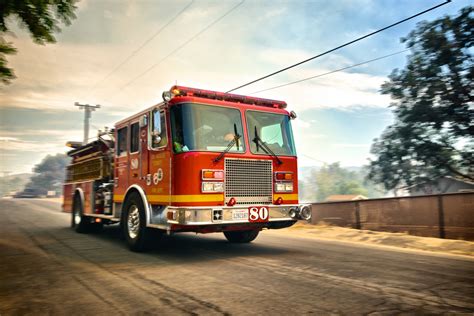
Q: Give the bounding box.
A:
[127,205,140,239]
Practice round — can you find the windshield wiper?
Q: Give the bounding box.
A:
[213,123,241,163]
[253,126,283,165]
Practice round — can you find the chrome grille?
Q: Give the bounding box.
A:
[225,158,273,205]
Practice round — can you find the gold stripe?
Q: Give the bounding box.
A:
[113,194,125,203]
[113,194,223,203]
[171,194,223,203]
[114,193,297,203]
[276,193,299,200]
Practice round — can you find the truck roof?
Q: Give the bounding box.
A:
[114,86,289,127]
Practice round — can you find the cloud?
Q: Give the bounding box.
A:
[0,137,67,152]
[0,129,82,139]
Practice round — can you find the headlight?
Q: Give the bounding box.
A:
[275,182,293,192]
[275,183,286,192]
[202,182,224,193]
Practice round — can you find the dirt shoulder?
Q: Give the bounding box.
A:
[267,222,474,258]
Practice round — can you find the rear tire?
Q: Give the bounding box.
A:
[122,192,157,252]
[224,230,259,243]
[71,194,102,233]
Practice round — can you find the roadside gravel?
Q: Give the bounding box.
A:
[268,222,474,257]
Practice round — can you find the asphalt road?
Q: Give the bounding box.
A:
[1,199,474,315]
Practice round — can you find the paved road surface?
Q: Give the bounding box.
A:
[1,199,473,315]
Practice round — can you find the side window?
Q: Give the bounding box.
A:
[151,109,168,149]
[117,127,127,156]
[130,122,140,153]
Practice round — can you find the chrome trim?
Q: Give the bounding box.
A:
[165,204,296,226]
[127,205,140,239]
[74,188,85,207]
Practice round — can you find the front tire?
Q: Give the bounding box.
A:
[224,230,260,243]
[122,192,156,252]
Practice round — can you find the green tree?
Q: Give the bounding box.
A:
[0,0,77,84]
[368,6,474,191]
[25,153,70,194]
[311,163,368,202]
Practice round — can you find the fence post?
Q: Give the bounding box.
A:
[437,195,445,239]
[355,201,361,229]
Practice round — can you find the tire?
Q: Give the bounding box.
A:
[122,192,156,252]
[224,230,260,243]
[71,194,103,233]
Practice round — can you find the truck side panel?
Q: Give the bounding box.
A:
[62,183,73,213]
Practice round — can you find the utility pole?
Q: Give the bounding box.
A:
[74,102,101,145]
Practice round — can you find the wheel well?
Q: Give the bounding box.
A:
[121,187,149,223]
[73,189,84,209]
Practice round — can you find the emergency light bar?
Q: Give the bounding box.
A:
[163,86,287,109]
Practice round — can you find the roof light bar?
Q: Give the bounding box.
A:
[167,85,287,109]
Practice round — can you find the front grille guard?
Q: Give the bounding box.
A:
[224,158,273,206]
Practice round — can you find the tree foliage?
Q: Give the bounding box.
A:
[368,6,474,191]
[310,163,369,202]
[25,153,70,194]
[0,0,77,84]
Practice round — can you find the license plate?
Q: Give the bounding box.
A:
[232,209,248,221]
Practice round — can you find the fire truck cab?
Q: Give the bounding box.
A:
[63,86,311,252]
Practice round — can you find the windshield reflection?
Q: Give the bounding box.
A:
[170,103,245,153]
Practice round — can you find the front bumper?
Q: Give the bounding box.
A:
[165,204,310,226]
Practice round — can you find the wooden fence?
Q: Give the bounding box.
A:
[310,192,474,241]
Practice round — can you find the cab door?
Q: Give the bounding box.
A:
[128,121,141,184]
[140,113,149,183]
[114,125,129,202]
[147,108,171,203]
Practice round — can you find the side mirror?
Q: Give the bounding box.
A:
[289,111,297,120]
[152,110,162,146]
[140,114,148,127]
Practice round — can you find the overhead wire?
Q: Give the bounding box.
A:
[114,0,245,93]
[226,0,451,93]
[250,49,409,94]
[88,0,194,93]
[301,153,329,165]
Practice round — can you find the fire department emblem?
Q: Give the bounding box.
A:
[130,158,139,170]
[153,168,164,185]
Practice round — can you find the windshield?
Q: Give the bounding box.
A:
[246,111,296,156]
[170,103,245,153]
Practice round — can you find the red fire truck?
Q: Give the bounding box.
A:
[63,86,311,252]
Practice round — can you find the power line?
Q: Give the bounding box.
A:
[301,153,328,165]
[251,49,409,94]
[227,0,451,93]
[89,0,194,92]
[115,0,245,93]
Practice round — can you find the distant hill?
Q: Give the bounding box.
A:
[0,173,32,197]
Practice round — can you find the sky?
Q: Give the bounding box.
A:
[0,0,470,174]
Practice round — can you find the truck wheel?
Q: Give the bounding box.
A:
[72,194,90,233]
[224,230,259,243]
[71,194,103,233]
[122,192,154,252]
